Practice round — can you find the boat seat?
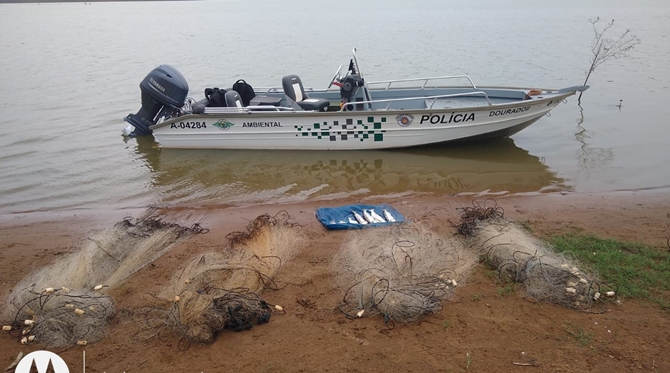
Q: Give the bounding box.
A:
[191,97,209,114]
[249,95,282,107]
[282,75,329,111]
[225,90,244,108]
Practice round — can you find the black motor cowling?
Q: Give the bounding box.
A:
[125,65,189,136]
[340,75,365,99]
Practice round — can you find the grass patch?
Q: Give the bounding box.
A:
[465,352,472,371]
[563,321,592,346]
[496,283,517,297]
[484,269,504,285]
[517,220,532,232]
[551,234,670,307]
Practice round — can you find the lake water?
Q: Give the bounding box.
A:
[0,0,669,215]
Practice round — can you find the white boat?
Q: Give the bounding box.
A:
[124,48,588,150]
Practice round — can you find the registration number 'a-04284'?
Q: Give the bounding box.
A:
[170,121,207,129]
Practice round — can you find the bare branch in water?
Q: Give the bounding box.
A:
[579,17,640,104]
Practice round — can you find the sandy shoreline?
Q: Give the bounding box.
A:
[1,190,669,372]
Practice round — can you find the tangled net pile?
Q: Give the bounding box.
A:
[136,212,304,348]
[332,223,476,324]
[3,214,206,348]
[456,204,613,310]
[3,290,114,349]
[450,199,504,236]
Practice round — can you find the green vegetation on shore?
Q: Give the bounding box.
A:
[551,234,670,308]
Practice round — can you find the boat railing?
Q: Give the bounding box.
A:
[341,91,493,112]
[203,106,297,114]
[367,75,478,91]
[253,87,283,94]
[250,86,317,94]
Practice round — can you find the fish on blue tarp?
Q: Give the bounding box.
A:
[315,204,404,230]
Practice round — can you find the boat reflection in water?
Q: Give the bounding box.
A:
[133,136,568,207]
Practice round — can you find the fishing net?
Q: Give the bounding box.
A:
[3,290,114,349]
[136,212,303,348]
[332,222,476,325]
[455,202,613,310]
[449,199,504,237]
[7,214,206,298]
[3,214,206,348]
[135,289,274,349]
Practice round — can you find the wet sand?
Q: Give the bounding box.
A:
[1,190,669,372]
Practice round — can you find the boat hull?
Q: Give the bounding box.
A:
[149,91,572,150]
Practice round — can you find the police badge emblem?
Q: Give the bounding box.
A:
[395,114,414,127]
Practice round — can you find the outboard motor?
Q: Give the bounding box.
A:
[339,74,366,111]
[339,74,365,100]
[124,65,189,136]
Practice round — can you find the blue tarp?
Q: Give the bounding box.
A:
[316,204,405,230]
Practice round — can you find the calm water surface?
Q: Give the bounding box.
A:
[0,0,669,214]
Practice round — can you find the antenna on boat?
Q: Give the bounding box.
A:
[351,47,362,77]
